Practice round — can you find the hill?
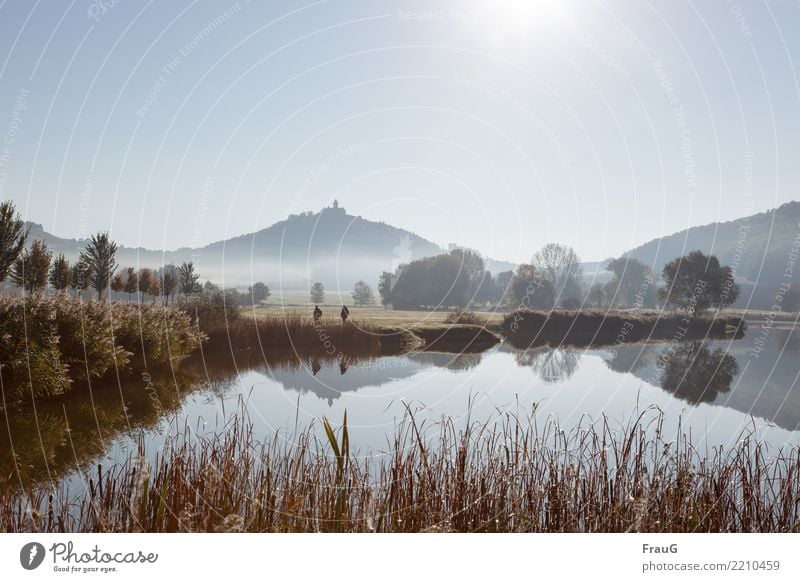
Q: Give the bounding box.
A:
[25,202,445,289]
[622,201,800,308]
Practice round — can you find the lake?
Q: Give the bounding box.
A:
[2,327,799,492]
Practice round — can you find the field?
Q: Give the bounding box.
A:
[250,303,505,329]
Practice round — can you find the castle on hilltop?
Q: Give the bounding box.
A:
[322,199,346,216]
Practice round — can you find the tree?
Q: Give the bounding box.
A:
[378,271,394,308]
[351,280,374,306]
[508,263,555,310]
[310,282,325,304]
[247,281,270,305]
[474,271,496,306]
[138,268,155,302]
[586,282,607,307]
[11,239,51,294]
[49,253,72,293]
[124,267,138,301]
[148,277,161,303]
[494,270,514,305]
[532,243,583,306]
[387,251,486,309]
[658,251,740,315]
[161,265,178,305]
[110,273,125,298]
[0,200,29,283]
[178,261,200,295]
[70,259,93,295]
[605,256,655,308]
[80,231,118,299]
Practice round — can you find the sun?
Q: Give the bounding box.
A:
[481,0,571,40]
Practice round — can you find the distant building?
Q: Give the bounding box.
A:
[323,199,346,216]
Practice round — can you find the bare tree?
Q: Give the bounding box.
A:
[532,243,583,306]
[178,261,200,295]
[161,265,178,304]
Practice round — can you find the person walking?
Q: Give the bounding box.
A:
[340,305,349,324]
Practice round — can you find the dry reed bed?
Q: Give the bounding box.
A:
[2,408,798,533]
[503,309,746,348]
[205,311,419,354]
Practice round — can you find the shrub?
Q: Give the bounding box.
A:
[443,307,485,325]
[0,295,202,400]
[178,291,241,332]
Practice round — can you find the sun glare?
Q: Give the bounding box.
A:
[481,0,571,42]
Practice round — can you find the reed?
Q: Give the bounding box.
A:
[203,310,417,354]
[0,295,202,399]
[2,407,798,533]
[503,308,746,348]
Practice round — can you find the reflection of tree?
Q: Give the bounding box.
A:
[659,341,739,404]
[514,347,578,383]
[604,344,656,374]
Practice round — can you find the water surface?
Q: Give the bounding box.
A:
[2,328,799,491]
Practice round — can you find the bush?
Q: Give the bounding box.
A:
[178,291,241,332]
[444,307,485,325]
[0,295,202,400]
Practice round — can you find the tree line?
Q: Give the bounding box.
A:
[376,242,745,316]
[2,200,759,315]
[0,200,273,307]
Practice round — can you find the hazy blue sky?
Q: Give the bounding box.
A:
[0,0,797,263]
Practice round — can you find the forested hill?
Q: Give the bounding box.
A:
[624,201,800,308]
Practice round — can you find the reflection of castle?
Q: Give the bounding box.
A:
[322,199,346,216]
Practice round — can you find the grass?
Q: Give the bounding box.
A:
[253,304,505,329]
[503,308,746,348]
[2,407,798,533]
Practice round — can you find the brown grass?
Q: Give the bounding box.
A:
[503,309,746,348]
[2,407,798,533]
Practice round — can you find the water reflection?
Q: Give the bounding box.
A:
[513,347,579,383]
[3,331,800,491]
[407,351,484,371]
[658,341,740,404]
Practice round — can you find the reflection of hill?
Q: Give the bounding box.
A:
[407,351,484,371]
[264,355,425,406]
[0,347,425,486]
[712,330,800,432]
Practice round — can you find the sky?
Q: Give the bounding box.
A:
[0,0,798,264]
